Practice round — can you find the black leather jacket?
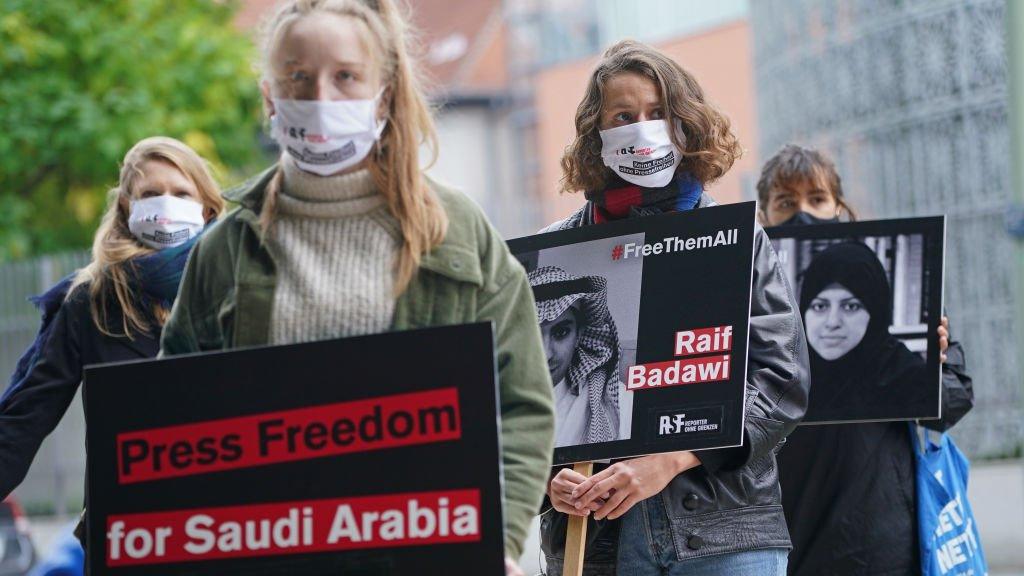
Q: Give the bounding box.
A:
[539,194,811,575]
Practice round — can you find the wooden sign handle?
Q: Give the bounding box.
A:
[562,461,593,576]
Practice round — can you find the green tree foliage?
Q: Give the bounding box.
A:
[0,0,264,260]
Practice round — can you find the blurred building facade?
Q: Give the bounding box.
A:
[411,0,543,237]
[752,0,1022,459]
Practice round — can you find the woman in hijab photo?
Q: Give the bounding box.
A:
[528,266,622,447]
[799,241,935,422]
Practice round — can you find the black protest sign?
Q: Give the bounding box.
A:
[508,201,756,465]
[766,217,945,424]
[83,323,503,575]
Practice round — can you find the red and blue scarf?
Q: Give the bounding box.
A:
[584,172,703,224]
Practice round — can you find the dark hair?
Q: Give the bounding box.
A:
[560,40,742,194]
[756,144,857,220]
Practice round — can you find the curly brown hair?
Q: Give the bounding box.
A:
[560,40,742,194]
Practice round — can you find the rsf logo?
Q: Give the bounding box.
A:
[659,414,688,435]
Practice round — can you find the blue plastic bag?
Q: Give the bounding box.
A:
[911,423,988,576]
[27,520,84,576]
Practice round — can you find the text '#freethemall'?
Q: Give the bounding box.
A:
[116,388,461,484]
[614,228,739,260]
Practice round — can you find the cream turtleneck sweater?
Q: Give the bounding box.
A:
[269,155,401,345]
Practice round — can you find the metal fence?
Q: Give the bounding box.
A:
[751,0,1023,458]
[0,251,91,515]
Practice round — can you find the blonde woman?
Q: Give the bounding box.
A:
[159,1,554,572]
[0,136,223,510]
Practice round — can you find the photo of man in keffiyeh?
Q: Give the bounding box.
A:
[528,266,623,447]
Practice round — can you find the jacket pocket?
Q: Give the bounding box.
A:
[748,450,776,481]
[667,504,790,561]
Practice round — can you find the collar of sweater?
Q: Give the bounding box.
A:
[277,154,385,219]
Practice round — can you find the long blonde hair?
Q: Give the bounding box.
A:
[258,0,448,294]
[69,137,224,338]
[561,40,742,194]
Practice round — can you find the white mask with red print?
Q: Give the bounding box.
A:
[270,95,386,176]
[599,119,683,188]
[128,195,205,250]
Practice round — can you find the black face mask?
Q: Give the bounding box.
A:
[778,211,840,226]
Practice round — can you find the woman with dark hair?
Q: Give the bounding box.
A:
[798,242,934,422]
[528,266,621,447]
[758,144,973,576]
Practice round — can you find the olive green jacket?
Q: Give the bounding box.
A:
[159,167,555,558]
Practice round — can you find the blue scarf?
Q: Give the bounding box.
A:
[1,229,208,405]
[129,236,203,308]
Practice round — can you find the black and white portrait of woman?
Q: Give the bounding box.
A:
[528,266,623,447]
[799,242,935,422]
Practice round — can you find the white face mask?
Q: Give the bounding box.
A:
[599,119,682,188]
[270,95,386,176]
[128,195,205,250]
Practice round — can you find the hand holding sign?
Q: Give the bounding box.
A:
[508,203,756,464]
[939,317,949,363]
[511,204,758,576]
[548,469,607,517]
[570,451,700,520]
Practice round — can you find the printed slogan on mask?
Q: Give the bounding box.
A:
[508,202,757,464]
[84,324,504,575]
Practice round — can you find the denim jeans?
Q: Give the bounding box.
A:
[616,497,789,576]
